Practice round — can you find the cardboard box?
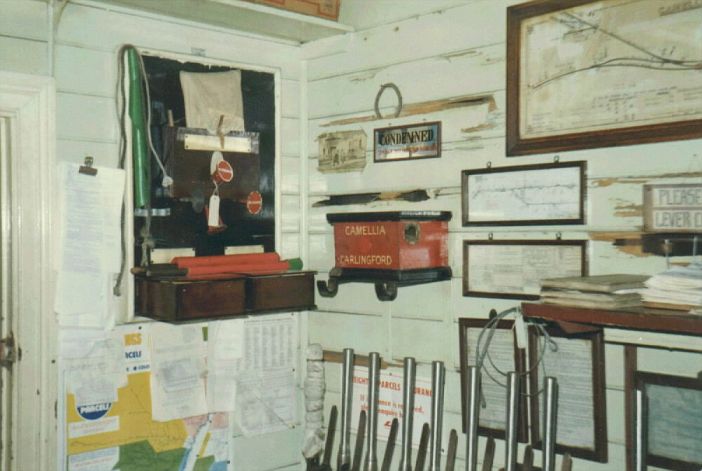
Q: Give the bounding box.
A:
[244,0,340,21]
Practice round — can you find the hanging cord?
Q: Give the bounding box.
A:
[473,307,558,409]
[113,45,130,295]
[134,51,173,188]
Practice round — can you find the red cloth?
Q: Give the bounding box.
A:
[172,252,280,268]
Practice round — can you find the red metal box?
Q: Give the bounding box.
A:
[319,211,452,301]
[329,211,450,270]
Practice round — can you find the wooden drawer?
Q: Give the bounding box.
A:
[135,271,316,321]
[135,276,246,321]
[246,272,315,312]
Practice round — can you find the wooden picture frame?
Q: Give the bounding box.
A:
[462,240,587,299]
[373,121,441,162]
[506,0,702,156]
[633,372,702,470]
[458,318,529,442]
[461,161,586,226]
[528,324,608,462]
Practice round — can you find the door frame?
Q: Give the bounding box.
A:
[0,71,57,471]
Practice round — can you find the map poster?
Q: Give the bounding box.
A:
[462,161,585,226]
[506,0,702,155]
[65,323,230,471]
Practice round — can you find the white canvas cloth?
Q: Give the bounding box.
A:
[179,70,245,133]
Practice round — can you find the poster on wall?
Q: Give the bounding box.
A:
[318,130,367,173]
[64,323,231,471]
[374,122,441,162]
[350,366,435,449]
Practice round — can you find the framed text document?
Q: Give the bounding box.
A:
[528,326,608,462]
[463,240,587,299]
[458,318,528,441]
[506,0,702,155]
[634,372,702,470]
[462,161,585,226]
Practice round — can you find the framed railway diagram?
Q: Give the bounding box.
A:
[506,0,702,156]
[462,161,586,226]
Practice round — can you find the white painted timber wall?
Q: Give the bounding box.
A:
[1,1,307,470]
[303,1,702,470]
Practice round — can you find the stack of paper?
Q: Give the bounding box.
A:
[641,262,702,312]
[540,274,648,309]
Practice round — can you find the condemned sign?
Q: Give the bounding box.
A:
[374,122,441,162]
[644,183,702,232]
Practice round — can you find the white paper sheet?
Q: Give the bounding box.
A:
[54,163,125,325]
[232,315,298,435]
[351,366,433,449]
[65,332,126,407]
[150,323,208,421]
[235,369,296,436]
[207,319,245,412]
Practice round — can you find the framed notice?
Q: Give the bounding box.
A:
[462,161,586,226]
[528,325,608,462]
[633,372,702,470]
[458,318,529,441]
[318,130,367,173]
[506,0,702,156]
[463,240,587,299]
[374,122,441,162]
[643,183,702,232]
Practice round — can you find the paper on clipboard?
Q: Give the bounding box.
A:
[54,163,125,323]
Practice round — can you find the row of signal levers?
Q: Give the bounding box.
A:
[308,349,572,471]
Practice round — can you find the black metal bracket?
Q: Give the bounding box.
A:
[316,267,451,302]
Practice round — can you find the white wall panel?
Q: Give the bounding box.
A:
[280,78,300,119]
[56,92,118,143]
[0,0,48,41]
[57,139,120,168]
[54,45,116,97]
[0,36,47,75]
[232,426,303,471]
[307,1,510,81]
[308,42,504,120]
[309,311,388,355]
[281,194,301,233]
[280,156,300,193]
[56,3,301,79]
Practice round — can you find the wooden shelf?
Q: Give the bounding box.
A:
[92,0,354,43]
[521,302,702,337]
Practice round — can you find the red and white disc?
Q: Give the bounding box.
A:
[213,160,234,183]
[246,191,263,215]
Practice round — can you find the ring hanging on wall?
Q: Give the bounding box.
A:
[374,83,403,119]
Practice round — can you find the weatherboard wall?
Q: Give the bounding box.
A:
[2,1,306,470]
[303,1,702,470]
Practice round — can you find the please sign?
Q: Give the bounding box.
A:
[643,184,702,232]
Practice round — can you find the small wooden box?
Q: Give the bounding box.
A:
[135,276,246,321]
[246,272,316,311]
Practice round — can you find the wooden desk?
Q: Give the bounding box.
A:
[521,302,702,337]
[522,302,702,471]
